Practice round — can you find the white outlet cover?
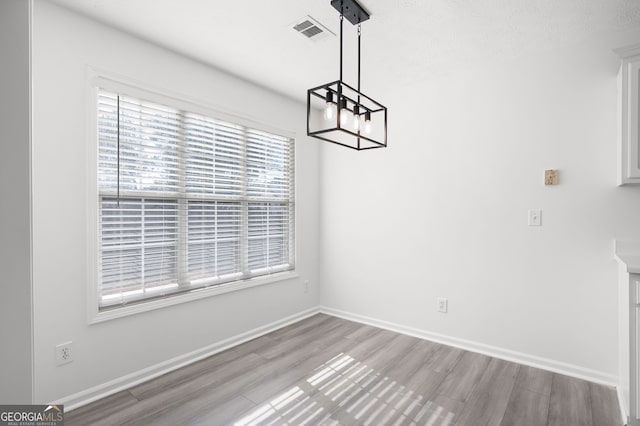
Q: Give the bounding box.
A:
[437,298,448,313]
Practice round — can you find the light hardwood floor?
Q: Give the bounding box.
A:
[66,314,621,426]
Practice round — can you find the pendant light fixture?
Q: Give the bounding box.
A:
[307,0,387,150]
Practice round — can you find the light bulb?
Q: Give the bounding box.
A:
[324,91,335,121]
[353,104,360,131]
[340,109,349,126]
[339,98,349,127]
[364,111,372,135]
[324,103,336,120]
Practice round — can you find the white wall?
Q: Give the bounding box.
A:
[320,29,640,382]
[0,0,34,404]
[31,1,320,404]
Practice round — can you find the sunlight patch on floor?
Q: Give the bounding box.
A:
[233,352,454,425]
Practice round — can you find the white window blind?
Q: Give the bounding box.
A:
[97,89,294,309]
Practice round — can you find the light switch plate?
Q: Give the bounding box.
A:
[528,209,542,226]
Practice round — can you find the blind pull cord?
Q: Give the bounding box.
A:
[117,94,121,206]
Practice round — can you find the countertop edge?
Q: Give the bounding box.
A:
[615,240,640,274]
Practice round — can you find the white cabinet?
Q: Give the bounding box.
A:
[617,241,640,425]
[616,44,640,185]
[628,274,640,426]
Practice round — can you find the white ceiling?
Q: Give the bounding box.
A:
[50,0,640,102]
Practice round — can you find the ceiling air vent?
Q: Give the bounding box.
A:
[292,15,334,41]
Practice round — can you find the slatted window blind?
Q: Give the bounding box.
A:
[97,89,294,309]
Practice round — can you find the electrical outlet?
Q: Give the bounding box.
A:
[304,280,309,294]
[55,342,73,366]
[437,298,448,313]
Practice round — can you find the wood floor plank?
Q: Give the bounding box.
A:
[434,351,492,403]
[354,334,420,388]
[128,335,274,400]
[379,340,447,407]
[370,395,428,426]
[65,390,139,426]
[201,322,364,408]
[280,330,410,417]
[242,322,397,404]
[455,358,520,426]
[344,387,463,426]
[296,327,402,403]
[255,315,357,360]
[241,337,356,404]
[515,365,553,397]
[590,382,622,426]
[239,387,342,426]
[186,395,256,426]
[302,331,398,399]
[500,386,549,426]
[345,323,386,342]
[132,393,255,426]
[211,338,349,403]
[407,394,463,426]
[358,386,426,426]
[167,317,352,410]
[314,379,368,426]
[306,333,420,418]
[547,374,593,426]
[319,337,455,426]
[343,329,399,361]
[99,336,325,426]
[395,338,441,368]
[422,343,465,374]
[267,313,335,341]
[77,352,266,425]
[129,351,264,400]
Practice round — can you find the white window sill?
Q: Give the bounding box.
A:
[89,270,299,324]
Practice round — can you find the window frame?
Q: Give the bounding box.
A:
[86,70,297,324]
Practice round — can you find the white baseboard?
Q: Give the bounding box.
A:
[58,306,321,411]
[319,306,618,387]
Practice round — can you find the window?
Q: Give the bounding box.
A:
[96,89,295,310]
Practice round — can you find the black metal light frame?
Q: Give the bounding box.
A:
[306,0,388,150]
